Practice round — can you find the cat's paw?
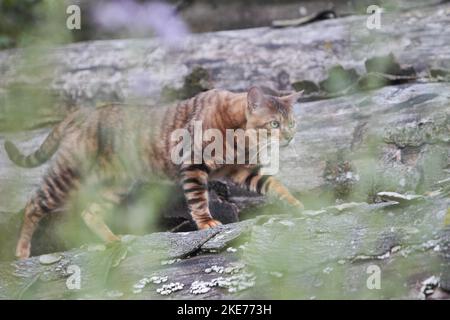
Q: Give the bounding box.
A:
[118,234,138,244]
[104,234,121,243]
[197,219,222,230]
[15,239,31,260]
[289,199,305,213]
[293,200,304,210]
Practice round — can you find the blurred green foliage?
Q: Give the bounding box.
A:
[0,0,43,49]
[0,0,73,49]
[0,0,73,132]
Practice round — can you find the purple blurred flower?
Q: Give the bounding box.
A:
[93,0,189,47]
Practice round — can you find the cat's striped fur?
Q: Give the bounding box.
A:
[6,86,304,259]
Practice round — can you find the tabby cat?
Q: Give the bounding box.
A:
[5,86,304,259]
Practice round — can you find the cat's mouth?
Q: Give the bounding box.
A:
[280,138,294,148]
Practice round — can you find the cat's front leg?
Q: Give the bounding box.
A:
[265,178,304,210]
[228,167,304,210]
[180,164,221,229]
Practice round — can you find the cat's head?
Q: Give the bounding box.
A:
[245,86,303,147]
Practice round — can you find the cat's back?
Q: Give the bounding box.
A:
[166,89,243,127]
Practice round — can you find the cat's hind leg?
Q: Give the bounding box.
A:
[79,188,126,243]
[16,166,79,259]
[15,199,45,259]
[81,202,120,243]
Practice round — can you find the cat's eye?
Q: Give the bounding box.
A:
[270,120,280,128]
[289,120,296,128]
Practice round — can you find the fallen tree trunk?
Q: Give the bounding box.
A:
[0,3,449,109]
[1,192,449,299]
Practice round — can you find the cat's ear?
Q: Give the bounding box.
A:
[247,86,265,113]
[282,90,304,105]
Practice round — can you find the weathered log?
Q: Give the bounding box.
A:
[0,3,449,111]
[1,191,449,299]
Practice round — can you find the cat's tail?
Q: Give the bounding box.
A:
[4,123,64,168]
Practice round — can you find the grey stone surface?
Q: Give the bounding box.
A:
[281,82,450,193]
